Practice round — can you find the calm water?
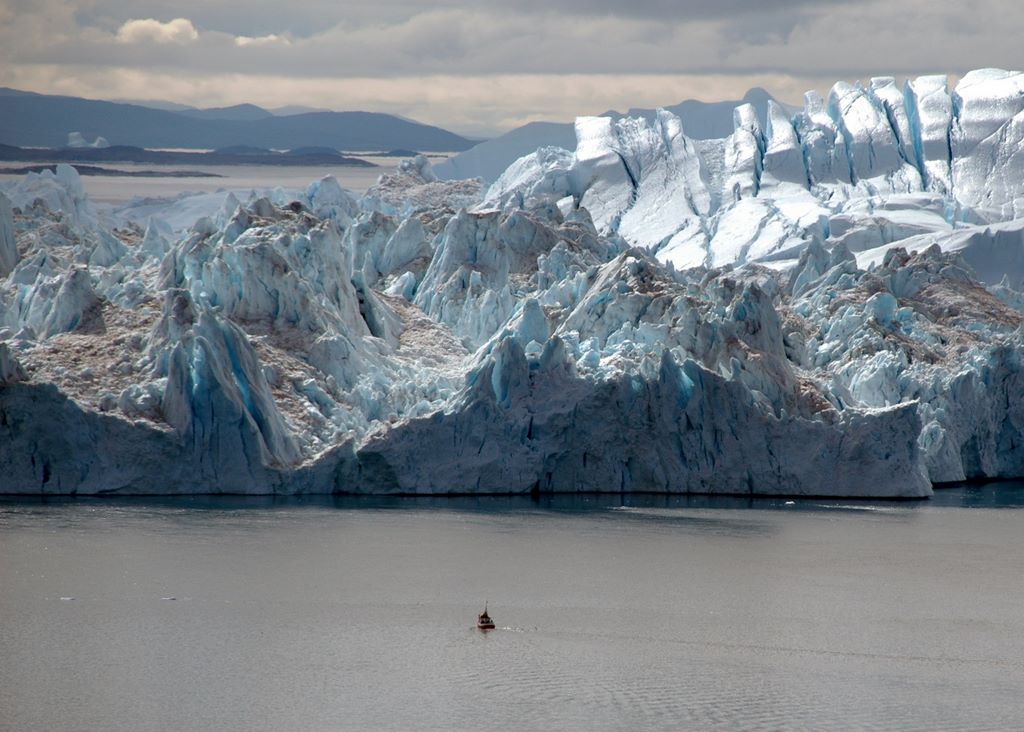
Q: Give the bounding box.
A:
[2,486,1024,731]
[0,154,450,204]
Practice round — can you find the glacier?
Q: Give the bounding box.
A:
[2,69,1024,498]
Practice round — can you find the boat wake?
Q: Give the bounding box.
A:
[471,625,533,633]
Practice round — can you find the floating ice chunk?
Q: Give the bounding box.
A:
[67,132,109,149]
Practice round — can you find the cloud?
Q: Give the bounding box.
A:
[38,3,1016,80]
[81,0,853,38]
[116,18,199,45]
[234,34,289,48]
[0,0,1021,134]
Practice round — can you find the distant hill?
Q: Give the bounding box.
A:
[0,88,40,98]
[434,89,796,182]
[269,105,332,116]
[433,122,578,183]
[0,88,475,152]
[122,99,332,117]
[177,103,274,121]
[114,98,198,112]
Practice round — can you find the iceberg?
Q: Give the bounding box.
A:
[66,132,110,149]
[2,68,1024,497]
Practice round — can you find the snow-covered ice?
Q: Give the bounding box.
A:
[2,69,1024,497]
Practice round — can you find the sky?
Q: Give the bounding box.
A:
[0,0,1021,137]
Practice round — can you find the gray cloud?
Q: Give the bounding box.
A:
[74,0,860,36]
[0,0,1020,135]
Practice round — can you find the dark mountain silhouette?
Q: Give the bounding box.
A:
[177,103,274,121]
[0,88,475,152]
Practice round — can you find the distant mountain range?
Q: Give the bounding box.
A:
[0,88,475,152]
[118,98,333,117]
[434,88,796,182]
[0,142,375,168]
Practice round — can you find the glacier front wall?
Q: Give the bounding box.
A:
[0,343,931,498]
[4,66,1024,498]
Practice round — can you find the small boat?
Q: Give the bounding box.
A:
[477,603,495,630]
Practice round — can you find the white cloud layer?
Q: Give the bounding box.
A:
[115,18,199,45]
[234,34,288,47]
[1,0,1021,135]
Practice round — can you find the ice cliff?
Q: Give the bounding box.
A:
[2,69,1024,497]
[484,68,1024,275]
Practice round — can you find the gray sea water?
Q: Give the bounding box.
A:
[0,154,438,204]
[2,485,1023,731]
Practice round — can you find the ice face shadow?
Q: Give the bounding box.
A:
[929,480,1024,508]
[3,481,1021,524]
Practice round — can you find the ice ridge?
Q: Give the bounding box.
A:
[2,70,1024,497]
